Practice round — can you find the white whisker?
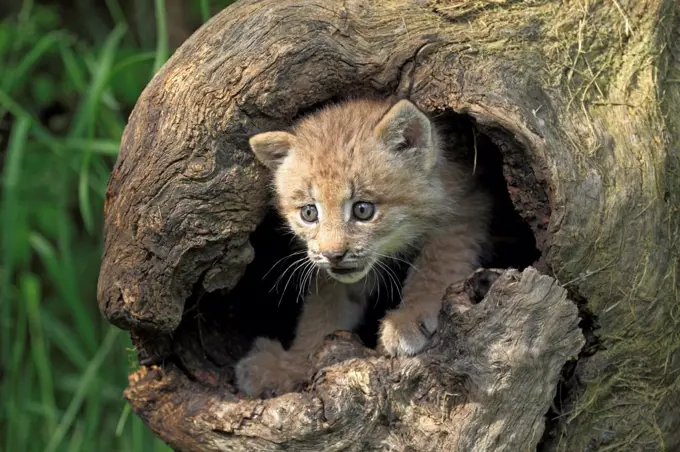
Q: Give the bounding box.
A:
[314,267,320,295]
[263,249,307,279]
[271,256,307,293]
[299,261,316,302]
[293,261,309,304]
[375,259,401,302]
[372,250,419,273]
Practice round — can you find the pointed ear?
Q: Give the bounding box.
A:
[373,100,434,158]
[249,131,295,170]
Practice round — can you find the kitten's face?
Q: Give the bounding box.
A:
[250,99,443,283]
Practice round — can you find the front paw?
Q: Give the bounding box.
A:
[378,308,438,357]
[234,337,308,398]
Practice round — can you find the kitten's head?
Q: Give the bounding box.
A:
[249,99,447,283]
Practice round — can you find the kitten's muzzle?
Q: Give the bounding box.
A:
[329,266,362,275]
[310,249,371,281]
[321,249,348,264]
[327,264,369,283]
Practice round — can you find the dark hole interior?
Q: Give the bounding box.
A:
[154,108,545,386]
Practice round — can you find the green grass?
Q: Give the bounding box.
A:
[0,1,235,450]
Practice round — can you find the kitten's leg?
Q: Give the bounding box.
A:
[379,221,486,356]
[235,276,367,397]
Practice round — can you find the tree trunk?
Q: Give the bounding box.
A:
[97,0,680,450]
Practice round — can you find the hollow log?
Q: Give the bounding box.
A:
[125,268,583,451]
[97,0,680,450]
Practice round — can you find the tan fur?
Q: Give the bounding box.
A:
[236,98,491,397]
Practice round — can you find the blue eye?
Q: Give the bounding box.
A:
[352,202,375,221]
[300,204,318,223]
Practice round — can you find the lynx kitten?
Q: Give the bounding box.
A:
[235,98,491,397]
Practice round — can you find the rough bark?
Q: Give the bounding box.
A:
[125,268,584,451]
[97,0,680,450]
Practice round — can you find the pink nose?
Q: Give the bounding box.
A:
[321,250,347,263]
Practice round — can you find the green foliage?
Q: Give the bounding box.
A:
[0,0,234,450]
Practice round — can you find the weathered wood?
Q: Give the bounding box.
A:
[97,0,680,450]
[124,268,584,451]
